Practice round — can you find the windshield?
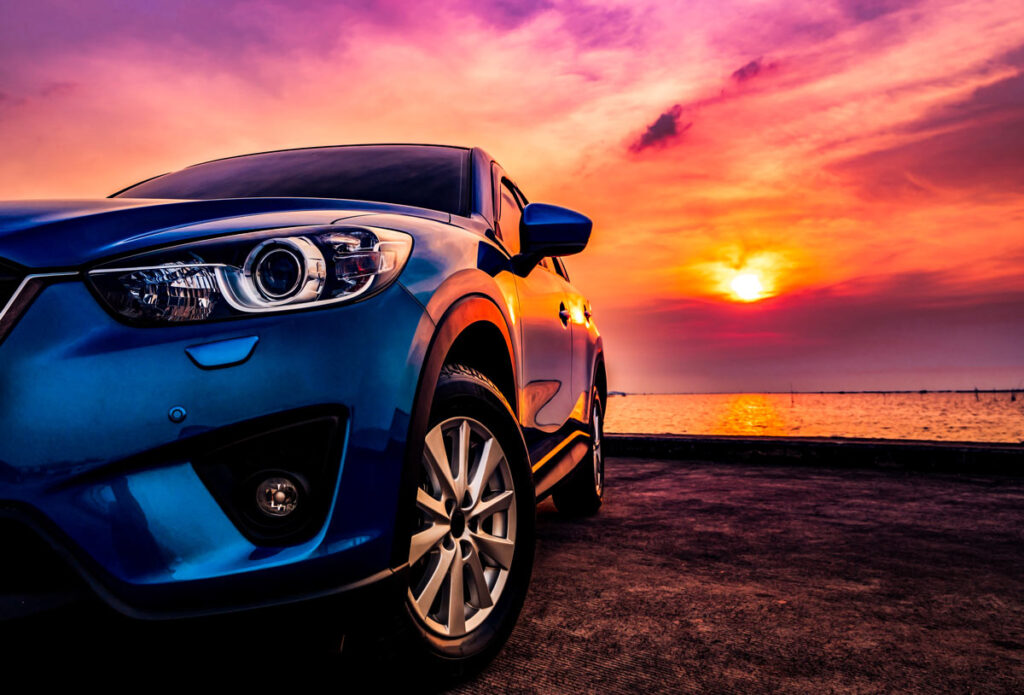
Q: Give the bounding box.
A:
[114,145,471,215]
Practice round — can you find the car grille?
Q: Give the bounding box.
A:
[0,259,23,313]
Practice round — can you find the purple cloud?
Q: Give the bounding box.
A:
[631,56,776,153]
[456,0,554,28]
[833,72,1024,199]
[631,105,691,152]
[840,0,917,22]
[731,59,763,83]
[731,57,779,84]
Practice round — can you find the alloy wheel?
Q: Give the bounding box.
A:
[408,417,517,637]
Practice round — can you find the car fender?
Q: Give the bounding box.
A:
[389,288,521,568]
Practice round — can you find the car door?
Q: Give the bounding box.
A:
[550,257,593,421]
[494,171,574,433]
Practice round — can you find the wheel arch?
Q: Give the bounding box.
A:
[442,321,517,414]
[593,350,608,408]
[390,292,521,568]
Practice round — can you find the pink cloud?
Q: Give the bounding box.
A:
[1,0,1023,390]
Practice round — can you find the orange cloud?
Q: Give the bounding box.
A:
[1,0,1022,390]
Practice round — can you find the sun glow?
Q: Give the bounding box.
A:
[687,244,797,304]
[730,273,765,302]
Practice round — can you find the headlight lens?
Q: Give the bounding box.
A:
[89,225,412,323]
[253,245,305,299]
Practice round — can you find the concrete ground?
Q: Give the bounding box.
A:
[451,458,1024,693]
[3,457,1022,692]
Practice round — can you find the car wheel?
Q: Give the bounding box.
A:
[380,364,536,686]
[552,387,604,517]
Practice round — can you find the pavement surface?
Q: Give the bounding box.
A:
[450,457,1024,693]
[3,457,1022,692]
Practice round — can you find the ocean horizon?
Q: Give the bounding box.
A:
[604,391,1024,444]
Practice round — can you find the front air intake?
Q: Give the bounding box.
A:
[191,409,347,546]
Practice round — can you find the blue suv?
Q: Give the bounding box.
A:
[0,144,606,677]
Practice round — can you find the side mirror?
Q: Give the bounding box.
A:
[513,203,592,275]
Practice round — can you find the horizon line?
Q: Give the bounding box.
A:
[609,388,1024,396]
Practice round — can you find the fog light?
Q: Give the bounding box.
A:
[255,477,300,517]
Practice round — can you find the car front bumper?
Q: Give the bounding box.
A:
[0,277,431,618]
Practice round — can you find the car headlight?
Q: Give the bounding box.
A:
[88,225,413,323]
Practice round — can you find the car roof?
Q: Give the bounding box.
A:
[185,143,475,168]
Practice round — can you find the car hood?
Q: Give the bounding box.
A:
[0,198,450,268]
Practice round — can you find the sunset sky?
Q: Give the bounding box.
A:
[2,0,1022,392]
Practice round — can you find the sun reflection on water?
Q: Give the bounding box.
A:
[714,393,791,436]
[605,392,1024,443]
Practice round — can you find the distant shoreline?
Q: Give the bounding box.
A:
[604,433,1024,474]
[609,388,1022,396]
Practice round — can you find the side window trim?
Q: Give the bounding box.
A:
[490,161,505,230]
[488,162,530,259]
[553,257,570,282]
[489,163,511,255]
[499,179,522,257]
[512,183,529,206]
[494,176,523,257]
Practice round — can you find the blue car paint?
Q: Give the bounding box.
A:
[0,147,603,619]
[0,197,449,268]
[1,275,432,591]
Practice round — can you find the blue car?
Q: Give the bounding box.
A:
[0,144,606,675]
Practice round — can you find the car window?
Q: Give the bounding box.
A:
[496,179,521,256]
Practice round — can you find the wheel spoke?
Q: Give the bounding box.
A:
[424,426,457,499]
[470,530,515,570]
[463,544,494,609]
[409,522,449,566]
[414,544,455,615]
[467,435,504,505]
[408,415,517,638]
[445,551,466,635]
[452,419,471,500]
[416,487,449,521]
[469,489,513,521]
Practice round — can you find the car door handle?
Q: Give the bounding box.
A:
[558,303,570,325]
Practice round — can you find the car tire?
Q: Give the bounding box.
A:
[552,387,605,517]
[353,364,536,687]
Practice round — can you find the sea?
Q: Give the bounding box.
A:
[604,392,1024,444]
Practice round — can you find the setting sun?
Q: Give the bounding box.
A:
[730,273,764,302]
